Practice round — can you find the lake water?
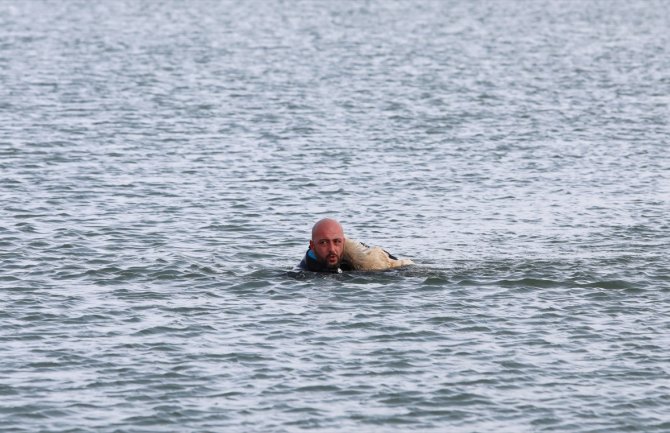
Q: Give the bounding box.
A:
[1,0,669,431]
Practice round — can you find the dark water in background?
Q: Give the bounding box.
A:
[1,0,669,431]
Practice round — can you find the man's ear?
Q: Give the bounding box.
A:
[309,240,314,250]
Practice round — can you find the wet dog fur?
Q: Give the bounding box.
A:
[342,238,414,271]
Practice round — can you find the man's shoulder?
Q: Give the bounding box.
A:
[339,259,355,271]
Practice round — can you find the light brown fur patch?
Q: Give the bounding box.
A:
[342,238,414,271]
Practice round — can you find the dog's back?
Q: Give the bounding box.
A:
[342,238,414,271]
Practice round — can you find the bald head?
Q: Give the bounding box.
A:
[309,218,345,269]
[311,218,344,241]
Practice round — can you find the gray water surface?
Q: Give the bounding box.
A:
[1,1,669,432]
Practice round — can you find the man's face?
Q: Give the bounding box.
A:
[310,223,345,269]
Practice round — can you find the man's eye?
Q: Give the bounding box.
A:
[334,239,342,244]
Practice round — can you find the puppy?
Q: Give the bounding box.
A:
[342,238,414,271]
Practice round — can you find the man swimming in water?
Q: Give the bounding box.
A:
[298,218,353,273]
[298,218,414,273]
